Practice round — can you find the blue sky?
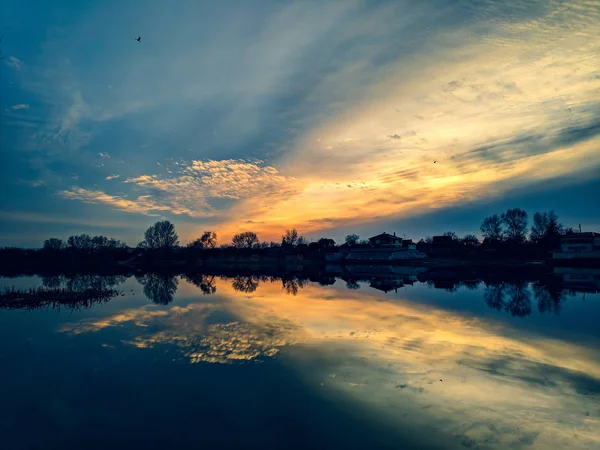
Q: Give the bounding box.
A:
[1,0,599,247]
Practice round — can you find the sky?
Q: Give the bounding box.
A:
[1,0,599,248]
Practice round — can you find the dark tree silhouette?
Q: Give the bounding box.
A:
[282,229,299,246]
[42,275,63,289]
[183,274,216,295]
[530,211,562,247]
[187,231,218,249]
[533,281,566,314]
[483,283,506,311]
[282,278,304,296]
[460,234,480,246]
[501,208,528,243]
[142,221,179,250]
[345,234,360,245]
[503,282,532,317]
[480,214,504,241]
[43,238,64,251]
[138,273,178,304]
[231,275,259,293]
[67,234,94,251]
[232,231,259,249]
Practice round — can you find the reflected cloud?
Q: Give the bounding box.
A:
[58,272,600,447]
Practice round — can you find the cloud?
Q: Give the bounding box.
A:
[105,174,120,180]
[61,158,297,220]
[11,104,30,110]
[98,152,110,158]
[58,186,205,217]
[5,56,23,70]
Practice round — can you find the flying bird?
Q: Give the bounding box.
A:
[433,160,437,163]
[135,36,141,42]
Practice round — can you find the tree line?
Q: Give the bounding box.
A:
[39,208,579,253]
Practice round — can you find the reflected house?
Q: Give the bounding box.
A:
[368,232,403,248]
[552,232,600,261]
[553,267,600,293]
[369,275,405,293]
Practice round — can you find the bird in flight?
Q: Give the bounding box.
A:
[135,36,141,42]
[433,160,437,163]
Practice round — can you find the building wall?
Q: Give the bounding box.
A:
[561,237,595,252]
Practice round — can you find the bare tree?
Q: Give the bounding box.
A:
[480,214,504,241]
[282,229,299,245]
[142,220,179,250]
[345,234,360,245]
[530,211,562,243]
[43,238,64,251]
[501,208,528,242]
[232,231,259,248]
[460,234,480,246]
[187,231,217,249]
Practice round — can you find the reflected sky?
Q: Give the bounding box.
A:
[1,273,599,449]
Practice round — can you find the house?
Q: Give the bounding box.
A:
[401,239,416,250]
[318,238,336,248]
[559,232,600,253]
[368,232,402,248]
[552,232,600,261]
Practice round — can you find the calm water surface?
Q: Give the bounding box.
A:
[1,272,599,450]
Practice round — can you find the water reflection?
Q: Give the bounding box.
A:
[136,273,179,305]
[52,272,600,449]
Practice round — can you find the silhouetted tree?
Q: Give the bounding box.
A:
[533,281,566,315]
[501,208,528,243]
[200,231,217,249]
[142,220,179,250]
[530,211,563,247]
[345,234,360,245]
[138,273,178,304]
[296,236,307,245]
[282,229,299,246]
[483,283,506,311]
[231,275,258,293]
[480,214,504,241]
[42,275,63,289]
[503,281,531,317]
[43,238,64,251]
[232,231,259,248]
[183,274,216,295]
[187,231,217,250]
[67,234,94,251]
[424,236,433,244]
[460,234,480,246]
[282,278,304,296]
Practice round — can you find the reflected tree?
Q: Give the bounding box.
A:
[533,281,567,315]
[346,280,361,290]
[42,275,64,289]
[503,282,532,317]
[138,273,178,305]
[282,278,305,296]
[483,282,506,312]
[458,279,480,290]
[231,275,259,293]
[183,274,217,295]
